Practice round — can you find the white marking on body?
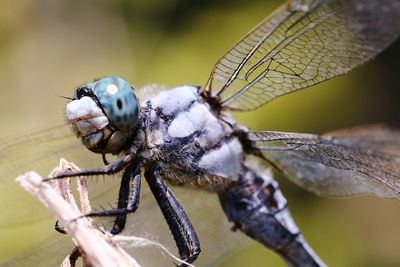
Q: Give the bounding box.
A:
[274,209,300,234]
[66,97,103,121]
[75,117,108,135]
[198,116,224,148]
[168,102,225,148]
[152,86,198,116]
[168,103,208,138]
[65,96,109,136]
[106,84,119,95]
[198,138,243,180]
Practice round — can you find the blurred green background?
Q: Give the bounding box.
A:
[0,0,400,266]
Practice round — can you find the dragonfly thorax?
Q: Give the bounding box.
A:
[140,85,244,191]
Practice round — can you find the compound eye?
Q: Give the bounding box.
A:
[92,77,139,130]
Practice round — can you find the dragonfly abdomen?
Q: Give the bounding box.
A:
[219,166,326,267]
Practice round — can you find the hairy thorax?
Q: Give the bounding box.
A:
[140,85,245,192]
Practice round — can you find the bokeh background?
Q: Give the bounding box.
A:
[0,0,400,266]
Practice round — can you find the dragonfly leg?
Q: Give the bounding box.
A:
[54,220,67,234]
[44,154,135,181]
[81,163,141,234]
[145,164,201,266]
[50,161,137,235]
[111,170,141,234]
[219,167,325,267]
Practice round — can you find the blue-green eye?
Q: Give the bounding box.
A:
[91,76,139,130]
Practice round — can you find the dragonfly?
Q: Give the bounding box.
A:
[1,0,400,266]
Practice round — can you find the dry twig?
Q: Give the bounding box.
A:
[16,159,140,267]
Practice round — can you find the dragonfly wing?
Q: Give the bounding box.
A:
[250,124,400,198]
[0,125,96,227]
[0,126,246,266]
[204,0,400,111]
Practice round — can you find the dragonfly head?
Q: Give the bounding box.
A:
[66,76,140,154]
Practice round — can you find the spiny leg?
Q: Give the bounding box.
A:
[51,156,140,235]
[145,164,201,266]
[83,162,142,234]
[44,154,134,181]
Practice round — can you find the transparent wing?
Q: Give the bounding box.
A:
[0,125,103,226]
[250,124,400,198]
[204,0,400,111]
[0,126,246,266]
